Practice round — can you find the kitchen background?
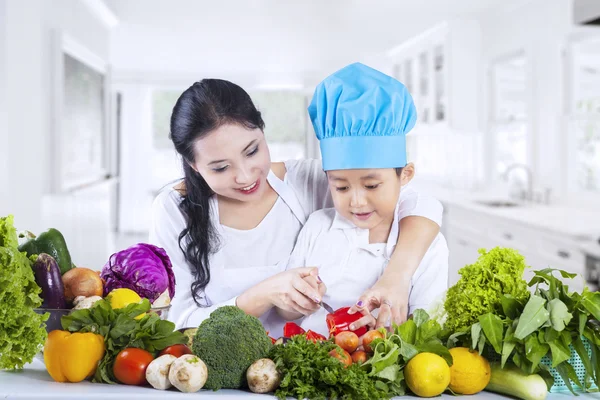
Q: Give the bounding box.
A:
[0,0,599,291]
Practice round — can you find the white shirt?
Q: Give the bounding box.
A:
[149,159,444,337]
[287,207,449,337]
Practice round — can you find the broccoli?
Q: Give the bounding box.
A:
[192,305,273,390]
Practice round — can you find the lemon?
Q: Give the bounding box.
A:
[108,288,145,319]
[448,347,491,394]
[405,352,451,397]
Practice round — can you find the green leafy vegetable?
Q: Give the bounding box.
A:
[0,215,48,370]
[547,299,572,332]
[270,335,388,400]
[515,295,550,340]
[61,298,186,383]
[479,313,504,354]
[443,247,530,333]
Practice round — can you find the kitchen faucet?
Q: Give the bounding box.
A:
[502,163,533,202]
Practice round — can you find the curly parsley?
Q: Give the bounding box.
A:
[269,335,389,400]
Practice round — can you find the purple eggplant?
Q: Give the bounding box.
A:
[33,253,67,309]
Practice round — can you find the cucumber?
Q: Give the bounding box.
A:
[33,253,67,309]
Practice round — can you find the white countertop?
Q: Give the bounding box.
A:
[412,181,600,244]
[0,359,596,399]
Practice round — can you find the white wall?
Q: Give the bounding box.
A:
[115,83,155,233]
[0,0,111,234]
[0,1,7,199]
[479,0,573,201]
[3,0,45,233]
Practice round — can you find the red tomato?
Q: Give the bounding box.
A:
[113,348,154,385]
[329,347,352,368]
[158,344,192,358]
[362,330,384,353]
[335,331,359,353]
[351,350,368,364]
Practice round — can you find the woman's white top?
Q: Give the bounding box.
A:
[149,159,443,337]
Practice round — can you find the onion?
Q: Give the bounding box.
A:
[62,268,104,303]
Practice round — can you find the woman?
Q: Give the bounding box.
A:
[149,79,442,336]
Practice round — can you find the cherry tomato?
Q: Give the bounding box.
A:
[362,330,384,353]
[351,350,368,364]
[158,344,192,358]
[113,348,154,385]
[329,347,352,368]
[335,331,359,353]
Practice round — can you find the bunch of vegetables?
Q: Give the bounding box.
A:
[448,267,600,396]
[267,309,453,399]
[269,333,387,399]
[60,297,187,384]
[18,225,104,317]
[0,215,47,370]
[18,235,177,315]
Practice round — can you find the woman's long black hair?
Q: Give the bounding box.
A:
[170,79,265,306]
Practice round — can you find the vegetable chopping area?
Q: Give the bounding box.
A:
[1,213,600,400]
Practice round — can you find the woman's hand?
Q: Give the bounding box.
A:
[267,267,326,316]
[348,273,412,330]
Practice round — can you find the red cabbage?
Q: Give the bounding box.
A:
[101,243,176,303]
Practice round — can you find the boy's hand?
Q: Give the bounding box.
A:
[348,275,411,330]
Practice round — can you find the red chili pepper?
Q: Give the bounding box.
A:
[283,321,306,337]
[305,330,327,343]
[326,306,367,338]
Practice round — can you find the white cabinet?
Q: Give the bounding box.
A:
[388,20,481,133]
[445,203,587,293]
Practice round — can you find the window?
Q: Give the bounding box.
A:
[249,91,307,161]
[567,40,600,193]
[150,89,308,162]
[434,44,446,122]
[152,90,181,149]
[490,55,528,180]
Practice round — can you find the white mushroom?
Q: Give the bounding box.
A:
[246,358,281,394]
[152,290,171,308]
[146,354,177,390]
[168,354,208,393]
[72,295,103,310]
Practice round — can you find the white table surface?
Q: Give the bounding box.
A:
[0,359,598,399]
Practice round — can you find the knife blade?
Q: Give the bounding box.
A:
[320,301,334,314]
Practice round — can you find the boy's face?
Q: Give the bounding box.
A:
[327,165,415,230]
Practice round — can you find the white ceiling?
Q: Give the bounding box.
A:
[105,0,532,85]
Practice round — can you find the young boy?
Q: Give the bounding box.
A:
[281,62,449,336]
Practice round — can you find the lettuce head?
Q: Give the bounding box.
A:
[444,247,530,333]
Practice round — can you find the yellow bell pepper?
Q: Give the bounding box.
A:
[44,330,105,383]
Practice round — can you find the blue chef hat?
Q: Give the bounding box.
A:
[308,62,417,171]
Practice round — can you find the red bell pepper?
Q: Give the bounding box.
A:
[305,330,327,343]
[326,306,368,338]
[283,321,306,337]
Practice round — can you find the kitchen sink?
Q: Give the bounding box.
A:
[475,200,521,208]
